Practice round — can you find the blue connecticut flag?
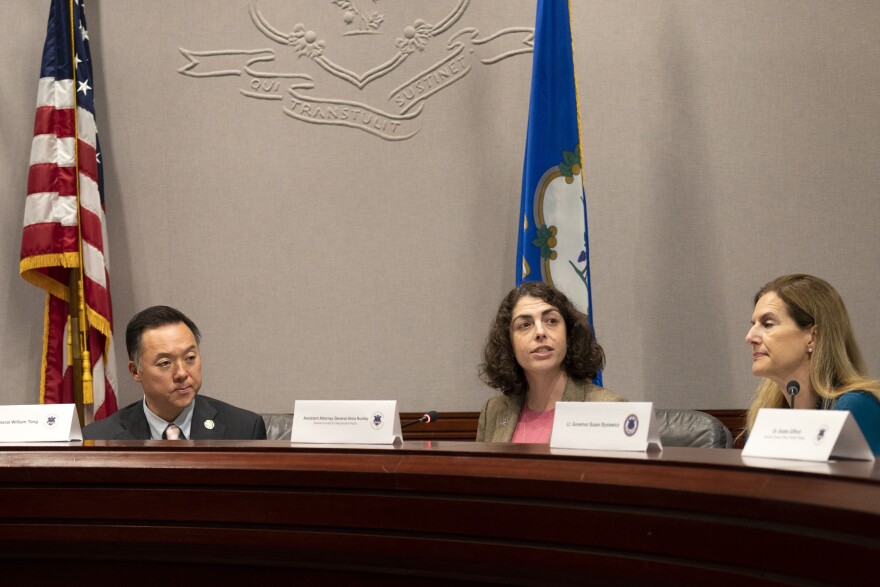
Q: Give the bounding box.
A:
[517,1,596,325]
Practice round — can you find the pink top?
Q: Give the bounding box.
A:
[511,404,555,443]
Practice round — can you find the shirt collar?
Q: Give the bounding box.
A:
[142,397,195,440]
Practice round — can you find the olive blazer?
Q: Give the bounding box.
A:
[476,378,625,442]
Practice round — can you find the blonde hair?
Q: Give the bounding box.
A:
[745,274,880,433]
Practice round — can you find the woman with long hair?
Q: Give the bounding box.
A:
[745,274,880,453]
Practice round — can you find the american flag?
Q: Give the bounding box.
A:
[20,0,117,421]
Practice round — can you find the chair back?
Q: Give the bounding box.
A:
[262,413,293,441]
[655,409,733,448]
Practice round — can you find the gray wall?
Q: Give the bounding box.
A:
[2,0,879,415]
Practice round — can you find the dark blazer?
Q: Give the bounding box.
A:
[476,378,625,442]
[83,395,267,440]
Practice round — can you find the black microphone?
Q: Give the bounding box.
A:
[786,380,800,408]
[401,411,440,429]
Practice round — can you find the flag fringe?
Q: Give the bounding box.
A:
[20,252,80,273]
[21,273,69,302]
[20,253,80,301]
[85,305,112,340]
[567,0,586,193]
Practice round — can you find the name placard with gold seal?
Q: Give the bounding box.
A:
[0,404,82,442]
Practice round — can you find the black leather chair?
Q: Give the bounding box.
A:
[655,409,733,448]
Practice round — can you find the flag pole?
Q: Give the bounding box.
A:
[67,0,91,427]
[68,273,86,428]
[567,0,596,326]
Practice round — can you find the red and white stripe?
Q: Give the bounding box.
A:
[22,72,117,421]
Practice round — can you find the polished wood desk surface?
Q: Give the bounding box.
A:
[1,441,878,585]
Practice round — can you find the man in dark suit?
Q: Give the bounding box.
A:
[83,306,267,440]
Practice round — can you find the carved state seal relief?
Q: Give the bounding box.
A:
[179,0,533,141]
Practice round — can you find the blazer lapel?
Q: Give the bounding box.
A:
[190,396,225,439]
[494,395,522,442]
[119,404,151,440]
[561,378,590,402]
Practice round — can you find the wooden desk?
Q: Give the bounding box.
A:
[1,441,877,585]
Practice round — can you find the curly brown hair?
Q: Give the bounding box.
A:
[479,282,605,396]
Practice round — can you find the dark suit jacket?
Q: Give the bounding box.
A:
[83,395,267,440]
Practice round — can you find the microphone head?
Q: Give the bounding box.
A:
[786,380,800,397]
[423,410,440,423]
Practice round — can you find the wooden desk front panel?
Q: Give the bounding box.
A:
[1,442,877,585]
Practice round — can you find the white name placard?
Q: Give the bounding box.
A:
[0,404,82,442]
[742,408,874,462]
[550,402,662,452]
[291,400,402,444]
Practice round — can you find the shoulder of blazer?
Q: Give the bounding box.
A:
[562,379,626,402]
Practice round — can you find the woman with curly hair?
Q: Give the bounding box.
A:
[477,282,625,443]
[745,274,880,453]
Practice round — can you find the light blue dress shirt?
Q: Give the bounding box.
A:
[142,397,195,440]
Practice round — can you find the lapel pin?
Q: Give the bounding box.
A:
[204,419,215,430]
[501,418,509,427]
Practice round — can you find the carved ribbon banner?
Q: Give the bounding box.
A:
[177,1,533,141]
